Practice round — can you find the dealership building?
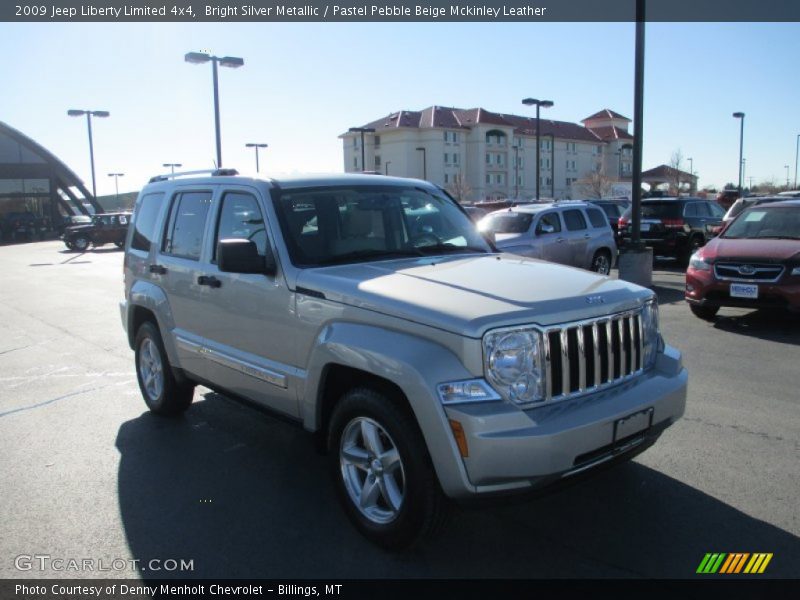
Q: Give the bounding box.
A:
[0,121,102,240]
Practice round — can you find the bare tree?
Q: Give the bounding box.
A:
[752,178,780,195]
[447,172,473,203]
[669,149,685,195]
[574,165,613,199]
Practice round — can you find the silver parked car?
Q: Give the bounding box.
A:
[121,171,686,549]
[478,202,618,274]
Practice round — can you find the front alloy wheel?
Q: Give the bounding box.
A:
[591,250,612,275]
[73,236,90,251]
[340,417,406,525]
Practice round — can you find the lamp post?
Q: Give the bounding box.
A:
[384,161,391,175]
[185,51,245,169]
[521,98,554,200]
[107,172,124,202]
[742,158,746,190]
[245,143,268,173]
[348,127,375,172]
[67,109,110,199]
[416,147,427,180]
[513,145,520,197]
[162,163,182,175]
[733,112,745,198]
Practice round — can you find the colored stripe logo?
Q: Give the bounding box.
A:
[696,553,773,574]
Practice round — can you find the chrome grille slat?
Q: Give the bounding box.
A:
[592,322,601,388]
[577,326,586,392]
[560,329,570,397]
[544,309,646,403]
[713,262,784,283]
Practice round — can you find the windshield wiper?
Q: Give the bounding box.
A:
[415,243,490,255]
[317,248,424,266]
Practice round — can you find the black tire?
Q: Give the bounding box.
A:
[590,249,612,275]
[328,387,449,550]
[134,321,194,416]
[73,235,91,252]
[690,304,719,321]
[679,235,704,266]
[64,241,75,251]
[114,240,125,249]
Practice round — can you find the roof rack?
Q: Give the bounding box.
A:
[148,168,239,183]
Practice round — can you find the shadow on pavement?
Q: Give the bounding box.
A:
[116,393,799,580]
[712,310,800,346]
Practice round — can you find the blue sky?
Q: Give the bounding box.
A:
[2,21,799,196]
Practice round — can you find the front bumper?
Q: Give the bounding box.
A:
[685,269,800,311]
[442,345,686,496]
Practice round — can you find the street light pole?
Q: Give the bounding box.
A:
[245,143,268,173]
[733,112,745,198]
[67,109,110,199]
[162,163,182,175]
[795,133,799,189]
[348,127,376,172]
[742,158,746,190]
[185,51,245,168]
[416,147,427,180]
[107,173,124,202]
[522,98,554,200]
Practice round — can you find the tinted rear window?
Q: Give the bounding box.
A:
[131,192,164,252]
[640,202,682,219]
[563,209,587,231]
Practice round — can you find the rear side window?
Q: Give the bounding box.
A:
[131,192,164,252]
[563,209,587,231]
[586,207,608,228]
[214,192,268,260]
[162,191,212,260]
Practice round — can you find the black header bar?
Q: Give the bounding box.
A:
[5,0,800,22]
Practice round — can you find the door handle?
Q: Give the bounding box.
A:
[197,275,222,288]
[148,264,167,275]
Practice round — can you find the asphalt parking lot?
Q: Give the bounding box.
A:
[0,241,798,579]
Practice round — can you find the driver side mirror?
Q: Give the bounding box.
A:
[218,238,277,276]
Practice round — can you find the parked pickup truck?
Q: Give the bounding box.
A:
[120,170,687,549]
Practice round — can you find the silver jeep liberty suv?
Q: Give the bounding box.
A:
[121,170,687,549]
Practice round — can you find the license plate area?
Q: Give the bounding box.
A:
[614,407,654,447]
[730,283,758,299]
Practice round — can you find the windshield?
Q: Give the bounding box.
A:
[723,206,800,240]
[478,211,534,234]
[272,185,492,267]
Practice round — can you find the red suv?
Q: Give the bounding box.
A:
[685,200,800,319]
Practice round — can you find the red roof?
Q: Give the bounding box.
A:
[350,106,617,143]
[586,125,634,141]
[582,109,631,122]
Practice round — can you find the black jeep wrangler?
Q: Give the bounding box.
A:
[63,212,131,251]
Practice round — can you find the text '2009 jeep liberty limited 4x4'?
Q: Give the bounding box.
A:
[121,170,687,549]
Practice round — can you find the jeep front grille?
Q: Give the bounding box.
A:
[543,310,643,401]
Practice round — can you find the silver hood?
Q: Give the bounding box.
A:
[295,254,652,338]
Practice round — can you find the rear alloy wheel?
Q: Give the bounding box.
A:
[329,388,448,549]
[73,235,91,252]
[690,304,719,321]
[591,250,612,275]
[135,321,194,416]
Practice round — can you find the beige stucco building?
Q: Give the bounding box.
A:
[341,107,634,202]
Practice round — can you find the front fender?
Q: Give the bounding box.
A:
[304,322,476,497]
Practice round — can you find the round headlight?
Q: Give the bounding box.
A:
[484,330,544,404]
